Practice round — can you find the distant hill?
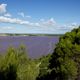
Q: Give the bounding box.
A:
[0,33,63,36]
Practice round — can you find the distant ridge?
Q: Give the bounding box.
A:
[0,33,63,36]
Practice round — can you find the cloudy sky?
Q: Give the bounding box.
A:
[0,0,80,34]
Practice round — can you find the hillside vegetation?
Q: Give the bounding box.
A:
[48,26,80,80]
[0,26,80,80]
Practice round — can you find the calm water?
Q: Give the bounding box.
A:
[0,36,59,58]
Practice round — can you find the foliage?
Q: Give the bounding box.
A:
[36,54,51,80]
[49,26,80,80]
[0,47,18,80]
[0,45,39,80]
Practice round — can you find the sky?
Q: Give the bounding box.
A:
[0,0,80,34]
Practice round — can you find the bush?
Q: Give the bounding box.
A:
[0,46,39,80]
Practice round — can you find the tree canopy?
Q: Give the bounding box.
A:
[49,26,80,80]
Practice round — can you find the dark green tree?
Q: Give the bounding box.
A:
[49,26,80,80]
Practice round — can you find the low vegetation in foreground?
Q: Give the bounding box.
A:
[0,26,80,80]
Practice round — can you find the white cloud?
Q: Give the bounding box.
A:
[18,12,25,17]
[55,23,79,34]
[0,16,79,34]
[0,16,41,27]
[0,16,30,25]
[0,4,78,34]
[4,13,11,17]
[26,15,31,18]
[2,26,14,30]
[0,4,7,14]
[71,23,77,26]
[18,12,31,18]
[40,19,45,22]
[40,18,56,27]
